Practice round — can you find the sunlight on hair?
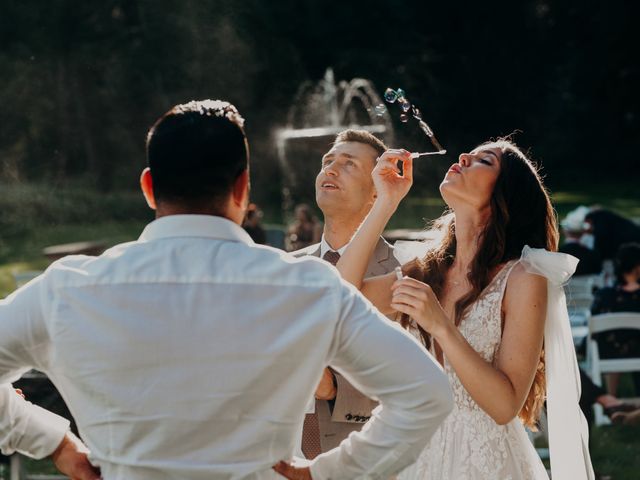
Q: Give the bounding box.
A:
[174,99,245,127]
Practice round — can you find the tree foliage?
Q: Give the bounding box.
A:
[1,0,637,201]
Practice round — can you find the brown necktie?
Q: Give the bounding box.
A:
[301,250,341,458]
[322,250,341,266]
[301,409,322,459]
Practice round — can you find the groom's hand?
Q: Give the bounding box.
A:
[51,432,101,480]
[273,460,312,479]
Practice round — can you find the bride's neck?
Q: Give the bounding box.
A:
[452,208,489,270]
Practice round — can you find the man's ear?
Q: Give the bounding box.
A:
[140,168,157,210]
[231,169,250,208]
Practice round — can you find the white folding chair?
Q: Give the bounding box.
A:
[566,294,594,312]
[564,276,596,328]
[565,275,597,297]
[586,312,640,425]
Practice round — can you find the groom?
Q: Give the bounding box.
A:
[294,129,400,458]
[0,100,452,479]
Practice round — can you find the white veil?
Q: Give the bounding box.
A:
[393,242,595,479]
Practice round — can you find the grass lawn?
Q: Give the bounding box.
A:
[0,220,147,297]
[590,424,640,478]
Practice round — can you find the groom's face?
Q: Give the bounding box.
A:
[315,141,377,218]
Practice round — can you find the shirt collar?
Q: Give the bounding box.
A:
[320,235,350,258]
[139,215,254,245]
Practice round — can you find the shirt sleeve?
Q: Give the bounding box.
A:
[310,281,453,479]
[0,275,70,458]
[0,385,70,458]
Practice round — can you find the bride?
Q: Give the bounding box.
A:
[332,139,594,479]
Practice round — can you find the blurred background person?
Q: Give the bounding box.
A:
[579,367,636,427]
[242,203,267,244]
[559,206,602,276]
[591,242,640,396]
[612,408,640,426]
[286,203,322,251]
[585,208,640,262]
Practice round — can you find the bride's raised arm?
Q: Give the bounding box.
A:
[335,149,413,313]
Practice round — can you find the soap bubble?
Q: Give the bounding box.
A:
[412,106,422,120]
[399,113,409,123]
[384,88,398,103]
[396,88,406,98]
[400,100,411,112]
[374,104,387,116]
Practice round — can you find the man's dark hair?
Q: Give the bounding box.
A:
[146,100,248,211]
[333,129,388,158]
[615,242,640,283]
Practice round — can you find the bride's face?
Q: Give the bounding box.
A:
[439,146,502,211]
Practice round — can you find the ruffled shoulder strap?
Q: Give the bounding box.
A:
[495,259,520,299]
[519,244,595,479]
[519,245,579,286]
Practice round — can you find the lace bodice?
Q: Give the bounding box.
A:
[445,260,518,412]
[399,259,549,479]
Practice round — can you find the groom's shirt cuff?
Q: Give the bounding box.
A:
[1,386,70,459]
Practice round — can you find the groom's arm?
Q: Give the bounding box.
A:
[0,388,100,480]
[0,276,101,480]
[0,275,76,458]
[0,385,70,458]
[309,281,452,479]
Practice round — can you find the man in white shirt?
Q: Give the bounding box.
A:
[293,130,400,459]
[0,100,452,479]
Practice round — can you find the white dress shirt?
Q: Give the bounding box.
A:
[0,215,451,479]
[319,235,349,258]
[0,386,70,458]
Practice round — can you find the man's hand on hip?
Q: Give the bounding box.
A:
[51,432,101,480]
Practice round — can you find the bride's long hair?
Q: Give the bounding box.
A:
[401,138,558,428]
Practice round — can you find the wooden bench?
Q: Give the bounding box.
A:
[42,241,106,261]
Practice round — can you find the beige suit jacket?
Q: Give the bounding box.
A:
[293,237,399,452]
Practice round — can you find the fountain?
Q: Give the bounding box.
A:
[276,68,395,215]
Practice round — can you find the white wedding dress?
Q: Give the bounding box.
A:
[395,245,594,480]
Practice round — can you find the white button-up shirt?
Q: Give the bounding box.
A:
[0,386,70,458]
[319,235,349,259]
[0,215,451,479]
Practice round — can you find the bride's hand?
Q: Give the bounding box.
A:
[390,277,450,338]
[372,149,413,208]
